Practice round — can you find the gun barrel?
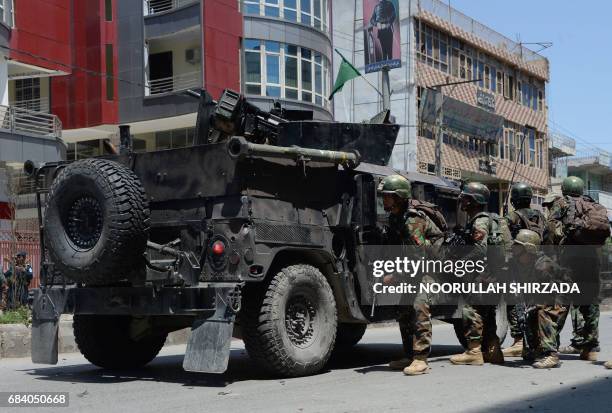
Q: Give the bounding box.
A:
[227,136,360,169]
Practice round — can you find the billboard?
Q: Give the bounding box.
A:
[363,0,401,73]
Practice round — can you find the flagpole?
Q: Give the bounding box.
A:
[334,49,383,99]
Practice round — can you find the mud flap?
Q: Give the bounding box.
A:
[31,289,69,364]
[183,285,240,373]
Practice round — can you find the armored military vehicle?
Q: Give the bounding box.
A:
[27,89,506,377]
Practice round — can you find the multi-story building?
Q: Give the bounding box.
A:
[21,0,334,158]
[566,147,612,217]
[333,0,550,213]
[0,0,65,230]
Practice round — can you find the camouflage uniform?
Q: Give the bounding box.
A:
[461,214,499,345]
[505,208,545,341]
[547,196,600,351]
[391,208,443,358]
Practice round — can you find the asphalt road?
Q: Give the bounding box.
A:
[1,314,612,413]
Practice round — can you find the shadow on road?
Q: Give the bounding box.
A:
[23,341,468,388]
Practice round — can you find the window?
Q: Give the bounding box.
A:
[529,129,536,167]
[415,22,449,73]
[243,39,330,109]
[538,90,544,112]
[105,0,112,21]
[484,65,490,90]
[242,0,328,33]
[496,71,503,95]
[105,44,114,100]
[15,78,41,111]
[517,80,522,104]
[504,73,514,100]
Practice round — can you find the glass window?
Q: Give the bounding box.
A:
[265,41,280,53]
[301,0,311,25]
[105,0,112,21]
[315,64,322,94]
[244,39,261,51]
[266,54,280,84]
[313,0,321,29]
[244,1,260,14]
[285,56,298,88]
[245,52,261,83]
[302,59,312,92]
[266,86,281,97]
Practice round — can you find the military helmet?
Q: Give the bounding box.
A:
[459,182,490,205]
[380,174,411,199]
[510,182,533,204]
[513,229,541,254]
[561,176,584,197]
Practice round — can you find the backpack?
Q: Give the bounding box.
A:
[471,212,513,267]
[563,195,610,245]
[512,208,546,241]
[409,199,448,233]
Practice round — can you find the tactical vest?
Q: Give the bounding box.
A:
[509,208,546,241]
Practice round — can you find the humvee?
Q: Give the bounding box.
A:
[27,89,507,377]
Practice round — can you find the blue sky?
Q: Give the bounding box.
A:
[453,0,612,152]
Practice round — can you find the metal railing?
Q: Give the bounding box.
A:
[0,105,62,138]
[418,0,548,65]
[144,0,197,15]
[549,132,576,156]
[10,97,50,113]
[567,149,611,169]
[147,71,201,95]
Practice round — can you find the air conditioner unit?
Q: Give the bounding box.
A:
[185,48,201,64]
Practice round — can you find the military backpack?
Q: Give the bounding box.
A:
[510,208,546,241]
[563,195,610,245]
[409,199,449,233]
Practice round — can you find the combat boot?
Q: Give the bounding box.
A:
[532,353,560,369]
[450,342,484,366]
[502,338,523,358]
[403,356,430,376]
[579,348,597,361]
[558,344,580,355]
[483,336,504,365]
[388,357,413,370]
[604,360,612,369]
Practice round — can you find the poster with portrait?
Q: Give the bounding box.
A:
[363,0,401,73]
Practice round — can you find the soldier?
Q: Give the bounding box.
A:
[369,0,397,61]
[502,183,546,358]
[450,182,505,366]
[380,174,444,376]
[514,229,572,369]
[547,176,604,362]
[3,252,33,308]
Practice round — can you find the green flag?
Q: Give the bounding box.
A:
[329,49,361,100]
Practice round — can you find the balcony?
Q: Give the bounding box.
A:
[144,0,198,15]
[567,149,612,174]
[549,132,576,157]
[146,71,201,96]
[9,97,50,113]
[0,105,61,138]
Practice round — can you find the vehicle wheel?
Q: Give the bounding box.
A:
[73,315,167,369]
[241,264,337,377]
[334,323,367,351]
[44,159,150,284]
[452,305,509,349]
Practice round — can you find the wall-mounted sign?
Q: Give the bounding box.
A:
[476,89,496,112]
[363,0,401,73]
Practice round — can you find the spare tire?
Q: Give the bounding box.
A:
[44,159,149,284]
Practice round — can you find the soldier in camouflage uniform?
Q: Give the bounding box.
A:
[380,174,444,376]
[450,182,505,366]
[543,194,587,355]
[503,183,547,357]
[513,229,572,368]
[547,176,601,362]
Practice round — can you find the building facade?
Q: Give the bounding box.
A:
[333,0,551,213]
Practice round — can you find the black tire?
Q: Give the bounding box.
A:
[73,315,167,369]
[334,323,367,350]
[452,304,509,349]
[44,159,150,284]
[241,264,337,377]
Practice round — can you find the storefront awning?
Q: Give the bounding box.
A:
[419,89,504,142]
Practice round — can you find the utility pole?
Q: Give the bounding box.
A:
[381,66,391,111]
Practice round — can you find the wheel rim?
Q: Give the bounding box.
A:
[65,195,103,249]
[285,294,317,348]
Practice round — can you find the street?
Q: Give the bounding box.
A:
[1,313,611,413]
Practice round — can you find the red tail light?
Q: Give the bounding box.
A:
[212,240,225,255]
